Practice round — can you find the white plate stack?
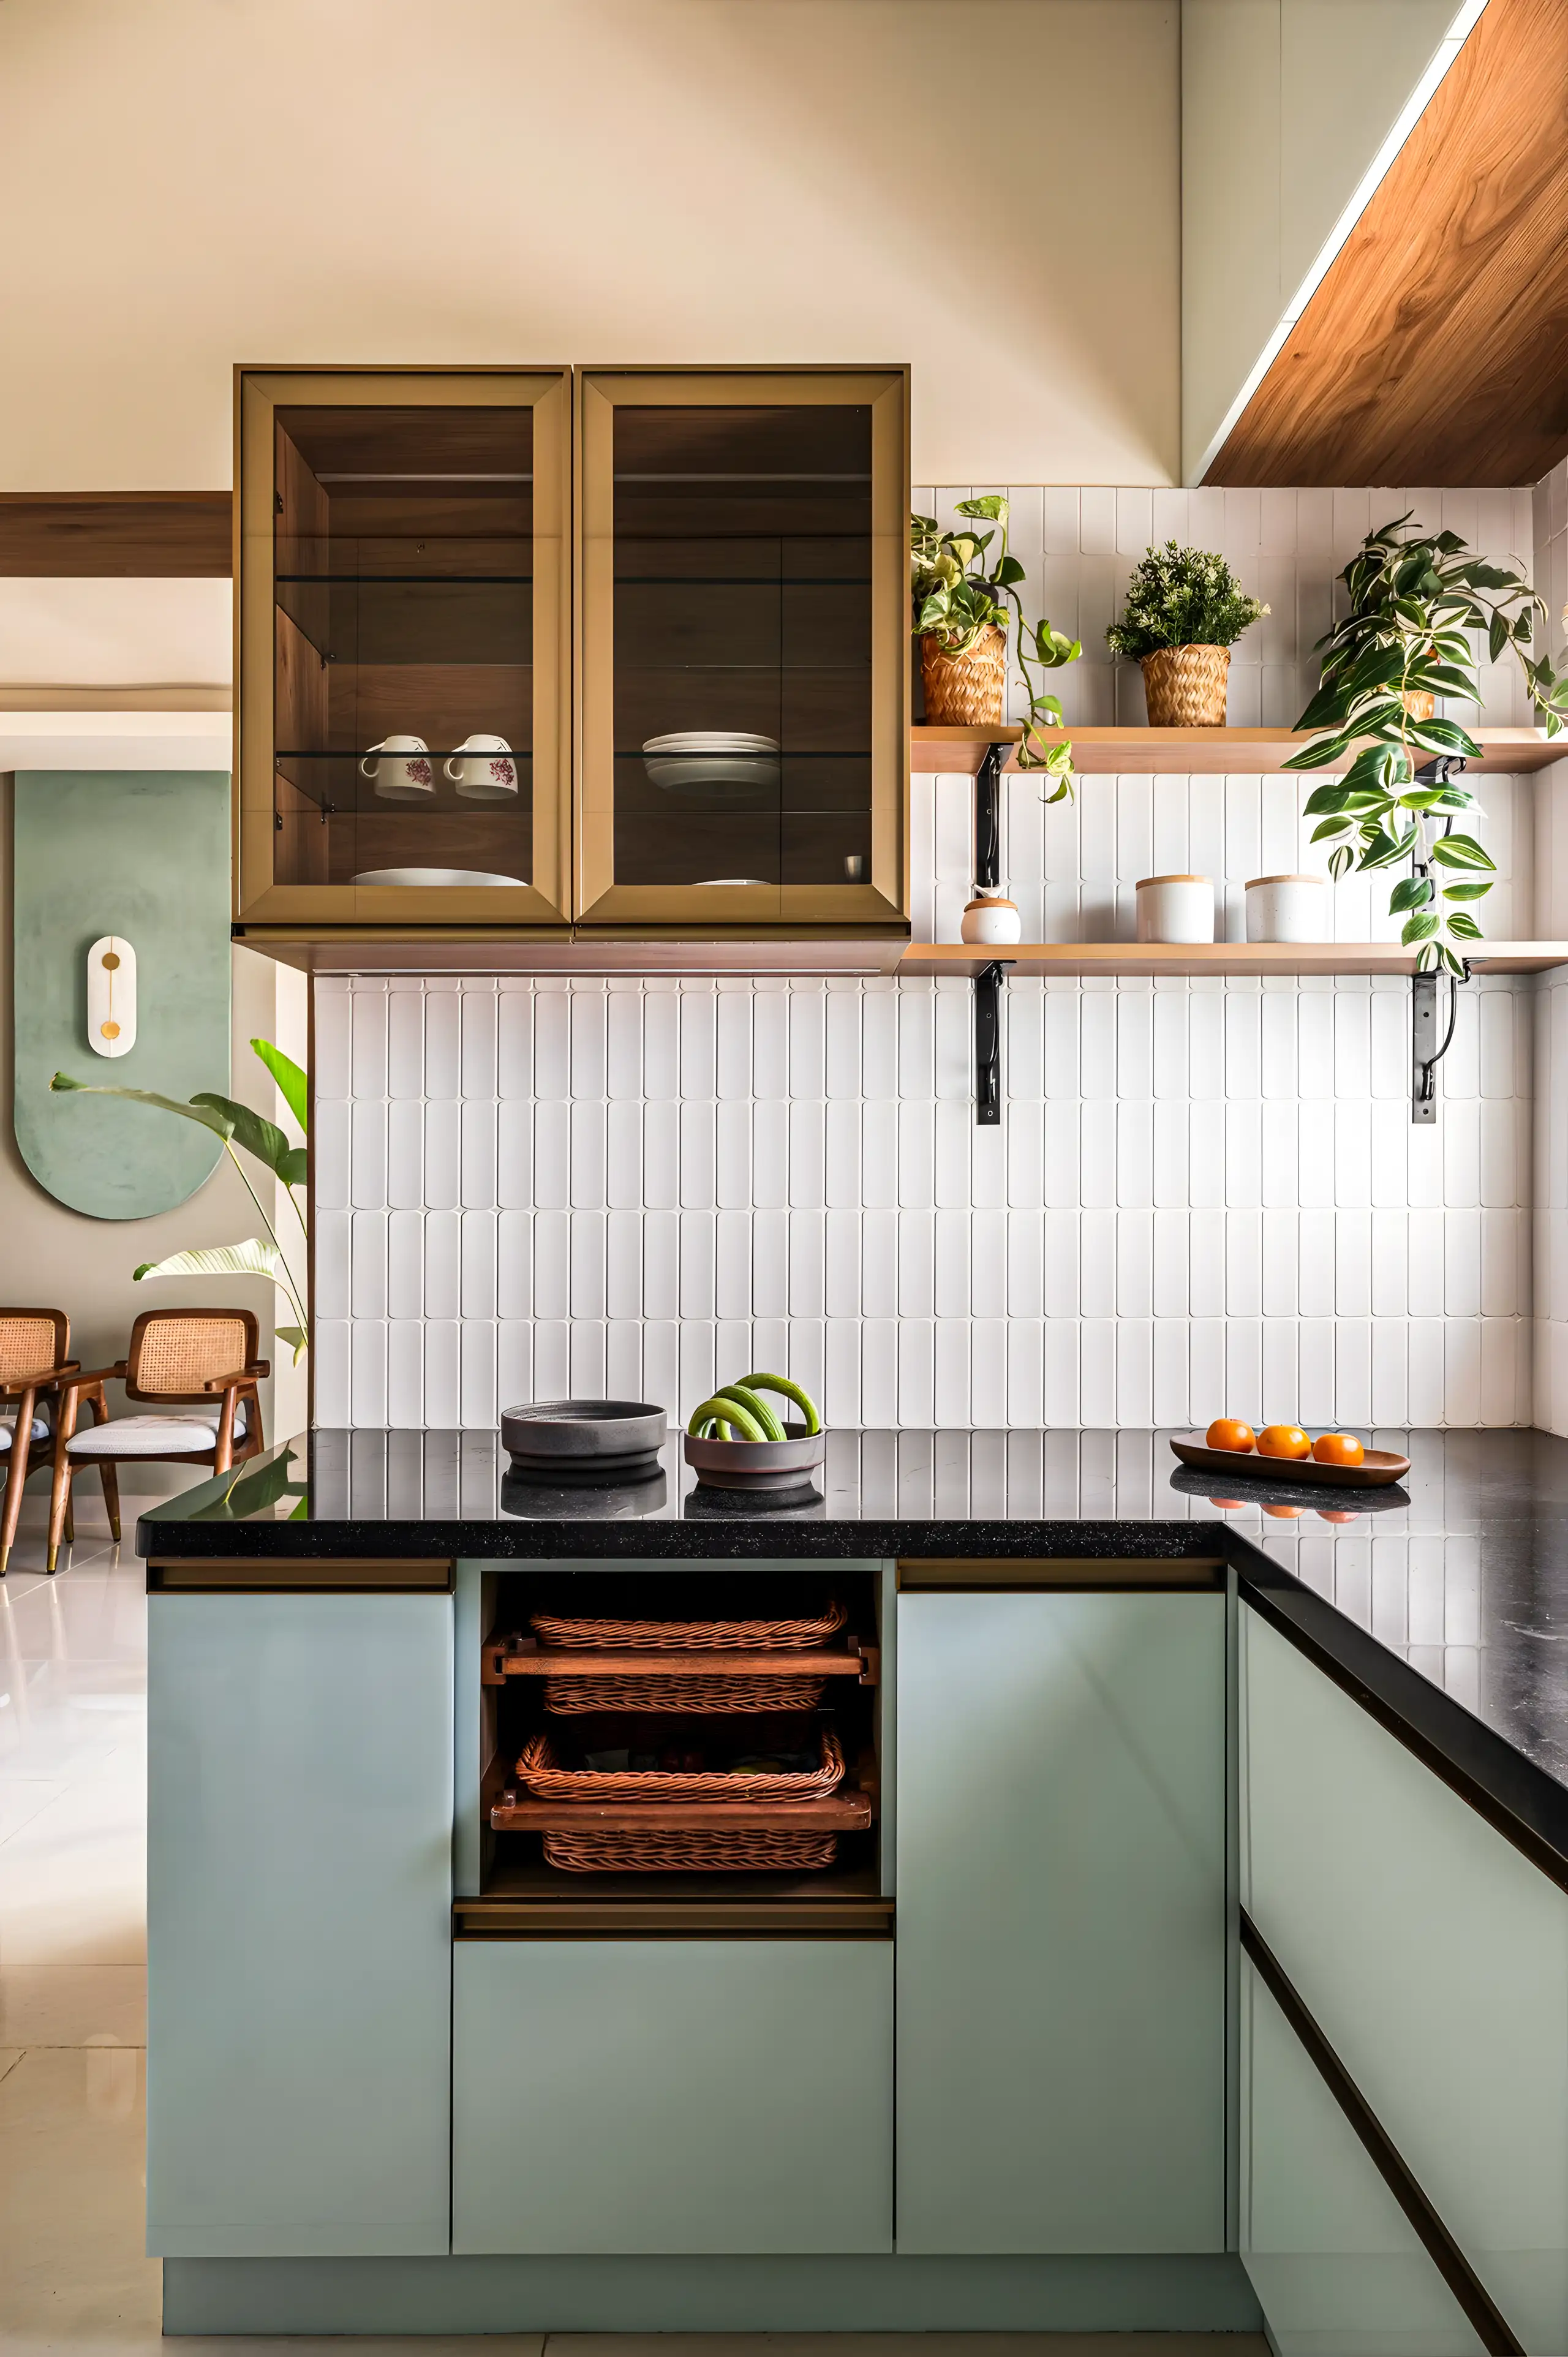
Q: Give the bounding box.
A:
[641,731,780,802]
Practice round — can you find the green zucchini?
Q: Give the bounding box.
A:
[715,1382,786,1442]
[741,1370,822,1435]
[687,1393,766,1441]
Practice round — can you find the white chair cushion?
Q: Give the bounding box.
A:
[0,1410,50,1452]
[67,1403,249,1458]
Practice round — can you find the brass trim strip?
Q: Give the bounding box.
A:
[146,1558,453,1594]
[897,1557,1224,1591]
[454,1897,894,1939]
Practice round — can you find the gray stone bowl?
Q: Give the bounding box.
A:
[501,1400,668,1476]
[683,1422,826,1491]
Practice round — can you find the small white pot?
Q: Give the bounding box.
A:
[1135,875,1213,945]
[1246,874,1327,943]
[960,894,1022,946]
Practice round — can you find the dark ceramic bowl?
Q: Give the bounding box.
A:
[683,1421,826,1491]
[501,1400,668,1474]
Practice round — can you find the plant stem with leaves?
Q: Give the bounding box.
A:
[1287,515,1568,973]
[51,1037,311,1362]
[912,497,1082,797]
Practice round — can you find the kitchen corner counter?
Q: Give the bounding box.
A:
[139,1424,1568,1877]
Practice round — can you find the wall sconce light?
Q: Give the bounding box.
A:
[87,935,136,1059]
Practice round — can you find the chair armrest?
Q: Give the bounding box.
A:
[56,1363,126,1391]
[0,1359,80,1396]
[202,1362,271,1391]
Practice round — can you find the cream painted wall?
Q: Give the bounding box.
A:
[1,774,307,1496]
[0,0,1178,494]
[1181,0,1477,484]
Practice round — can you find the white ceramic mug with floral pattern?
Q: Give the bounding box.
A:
[443,733,519,801]
[361,735,434,801]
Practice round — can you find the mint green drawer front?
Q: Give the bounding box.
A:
[1241,1954,1483,2355]
[146,1592,454,2256]
[1244,1607,1568,2352]
[453,1939,893,2253]
[895,1588,1226,2253]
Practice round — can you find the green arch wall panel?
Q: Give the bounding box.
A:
[13,771,232,1219]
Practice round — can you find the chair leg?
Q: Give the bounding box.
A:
[47,1458,72,1575]
[99,1458,121,1544]
[0,1455,22,1575]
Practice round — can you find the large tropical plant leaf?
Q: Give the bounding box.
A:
[132,1238,285,1284]
[190,1093,298,1183]
[275,1323,309,1365]
[51,1073,233,1138]
[251,1038,309,1133]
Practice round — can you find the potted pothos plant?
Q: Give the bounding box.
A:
[911,497,1081,797]
[1287,515,1568,972]
[1105,541,1267,725]
[51,1036,310,1362]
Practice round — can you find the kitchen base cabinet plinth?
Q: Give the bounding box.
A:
[895,1588,1226,2253]
[146,1592,454,2257]
[162,2251,1264,2337]
[1241,1957,1486,2356]
[451,1937,892,2254]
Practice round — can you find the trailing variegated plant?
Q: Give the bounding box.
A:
[51,1037,309,1362]
[911,497,1082,796]
[1287,515,1568,973]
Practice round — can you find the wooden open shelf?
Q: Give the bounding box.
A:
[484,1637,877,1684]
[490,1790,874,1832]
[911,724,1568,776]
[899,940,1568,979]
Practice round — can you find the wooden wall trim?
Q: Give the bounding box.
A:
[0,493,232,575]
[1205,0,1568,488]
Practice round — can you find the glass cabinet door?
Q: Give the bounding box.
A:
[235,369,570,927]
[576,369,908,931]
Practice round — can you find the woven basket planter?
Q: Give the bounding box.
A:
[921,625,1007,726]
[1402,689,1437,720]
[1140,643,1230,726]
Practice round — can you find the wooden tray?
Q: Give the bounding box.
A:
[489,1790,873,1832]
[1169,1435,1411,1487]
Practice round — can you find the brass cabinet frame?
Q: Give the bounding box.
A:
[233,366,573,928]
[573,366,910,932]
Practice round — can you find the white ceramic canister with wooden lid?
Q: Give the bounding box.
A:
[1135,875,1214,945]
[1245,874,1327,943]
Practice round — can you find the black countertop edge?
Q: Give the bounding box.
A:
[134,1514,1226,1563]
[1227,1531,1568,1897]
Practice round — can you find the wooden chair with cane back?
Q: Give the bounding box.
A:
[47,1308,269,1572]
[0,1310,79,1572]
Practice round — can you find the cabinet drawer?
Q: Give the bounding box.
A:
[453,1937,892,2253]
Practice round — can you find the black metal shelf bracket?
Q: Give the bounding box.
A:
[975,741,1004,892]
[1409,755,1471,1125]
[975,959,1013,1125]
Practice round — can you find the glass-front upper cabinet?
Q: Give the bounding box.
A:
[234,369,570,927]
[576,368,909,931]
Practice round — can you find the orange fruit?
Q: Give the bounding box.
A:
[1263,1502,1305,1518]
[1313,1432,1365,1467]
[1317,1509,1357,1523]
[1212,1497,1245,1510]
[1205,1417,1255,1453]
[1257,1424,1311,1459]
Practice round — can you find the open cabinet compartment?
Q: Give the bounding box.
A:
[473,1567,887,1923]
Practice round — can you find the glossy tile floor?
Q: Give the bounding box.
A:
[0,1525,1264,2356]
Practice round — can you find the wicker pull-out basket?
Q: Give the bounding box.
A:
[528,1598,850,1714]
[503,1725,856,1874]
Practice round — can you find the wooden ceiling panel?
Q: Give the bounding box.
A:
[1206,0,1568,488]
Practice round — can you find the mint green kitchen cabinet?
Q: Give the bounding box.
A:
[894,1586,1226,2253]
[146,1592,454,2256]
[1240,1952,1484,2356]
[451,1938,893,2253]
[1242,1605,1568,2353]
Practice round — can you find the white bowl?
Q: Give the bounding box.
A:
[643,754,780,801]
[352,867,526,888]
[643,730,778,754]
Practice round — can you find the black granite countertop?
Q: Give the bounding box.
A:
[140,1425,1568,1878]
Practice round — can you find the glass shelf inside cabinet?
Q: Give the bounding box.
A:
[610,404,875,889]
[272,402,535,891]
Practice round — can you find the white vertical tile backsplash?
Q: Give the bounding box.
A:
[314,478,1558,1433]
